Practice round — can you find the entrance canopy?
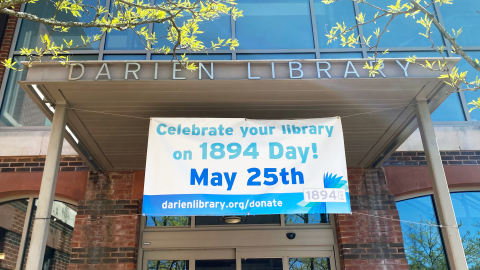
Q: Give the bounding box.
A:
[18,58,459,171]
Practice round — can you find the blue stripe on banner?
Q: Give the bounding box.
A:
[143,193,351,216]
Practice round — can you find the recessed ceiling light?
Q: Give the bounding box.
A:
[224,216,242,224]
[66,125,79,144]
[32,84,45,100]
[45,103,55,113]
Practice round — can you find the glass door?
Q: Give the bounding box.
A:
[143,249,236,270]
[236,247,336,270]
[143,248,335,270]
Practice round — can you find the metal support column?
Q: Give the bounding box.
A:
[415,98,468,270]
[25,104,67,270]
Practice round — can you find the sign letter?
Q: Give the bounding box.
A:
[95,63,111,80]
[396,60,409,77]
[248,62,260,80]
[289,62,303,79]
[369,60,386,78]
[199,63,214,80]
[173,63,186,80]
[316,61,331,79]
[68,63,84,81]
[271,62,275,79]
[344,61,360,78]
[125,63,141,80]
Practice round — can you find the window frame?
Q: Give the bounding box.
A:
[395,189,480,269]
[0,195,78,270]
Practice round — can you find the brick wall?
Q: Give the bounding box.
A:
[383,151,480,166]
[0,6,18,85]
[0,156,88,172]
[69,171,141,270]
[0,200,28,270]
[0,229,22,269]
[335,168,408,270]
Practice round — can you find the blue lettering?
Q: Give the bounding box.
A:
[211,172,222,186]
[240,127,249,137]
[286,146,296,160]
[297,147,310,163]
[191,168,208,186]
[269,142,283,159]
[326,126,334,137]
[224,172,237,191]
[291,168,304,184]
[157,124,167,135]
[192,125,200,135]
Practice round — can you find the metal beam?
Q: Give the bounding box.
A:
[25,104,67,270]
[415,98,468,270]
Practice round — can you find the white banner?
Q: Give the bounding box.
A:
[143,118,350,216]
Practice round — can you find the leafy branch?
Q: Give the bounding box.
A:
[1,0,243,71]
[323,0,480,112]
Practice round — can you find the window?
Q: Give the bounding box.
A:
[369,51,465,122]
[25,200,77,270]
[431,93,466,122]
[103,54,147,60]
[152,4,231,51]
[146,216,191,227]
[320,52,362,59]
[242,258,283,270]
[457,51,480,121]
[285,214,329,224]
[359,0,443,48]
[289,258,330,270]
[396,196,447,269]
[0,56,47,127]
[237,54,315,60]
[104,26,146,50]
[398,192,480,269]
[196,259,236,270]
[314,0,358,49]
[440,0,480,47]
[196,215,280,225]
[148,260,189,270]
[235,0,314,50]
[152,54,232,61]
[0,199,29,270]
[451,192,480,268]
[0,199,77,270]
[16,0,104,50]
[0,55,98,127]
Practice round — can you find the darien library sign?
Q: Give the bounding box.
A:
[58,58,444,82]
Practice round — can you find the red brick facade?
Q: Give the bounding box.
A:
[0,200,27,270]
[0,156,89,173]
[335,168,408,270]
[68,171,141,270]
[0,7,19,83]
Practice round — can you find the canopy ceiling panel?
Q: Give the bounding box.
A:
[19,59,459,170]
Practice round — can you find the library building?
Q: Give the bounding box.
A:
[1,1,480,270]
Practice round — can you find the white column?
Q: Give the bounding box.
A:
[26,104,67,270]
[415,98,468,270]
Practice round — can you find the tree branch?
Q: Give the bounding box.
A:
[0,0,29,10]
[409,0,480,73]
[0,7,177,28]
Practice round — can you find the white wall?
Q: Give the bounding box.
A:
[0,130,77,156]
[398,126,480,151]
